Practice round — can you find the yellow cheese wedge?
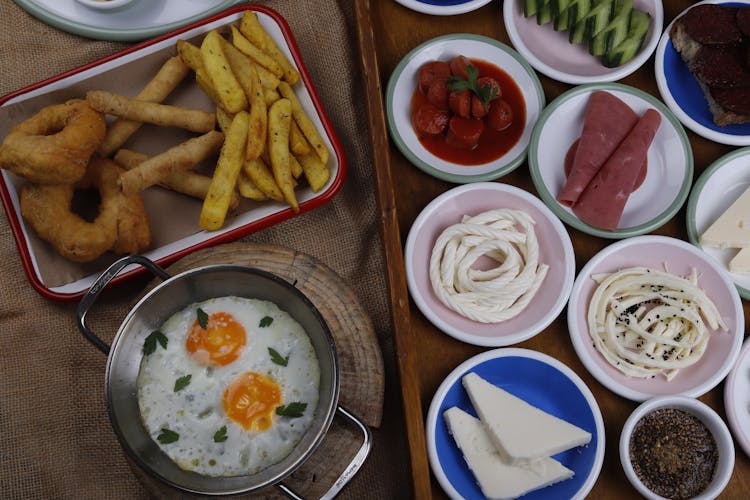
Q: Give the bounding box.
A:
[444,407,574,500]
[729,247,750,274]
[700,185,750,249]
[462,372,592,465]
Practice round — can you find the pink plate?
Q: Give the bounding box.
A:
[404,182,575,346]
[568,235,744,402]
[0,4,345,302]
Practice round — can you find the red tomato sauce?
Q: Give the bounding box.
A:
[410,58,526,166]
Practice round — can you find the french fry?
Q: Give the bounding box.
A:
[289,120,311,156]
[87,90,216,133]
[215,106,235,134]
[199,112,249,230]
[177,40,204,71]
[296,153,330,192]
[230,25,284,78]
[236,171,267,201]
[246,64,266,161]
[99,56,190,157]
[118,130,224,196]
[200,30,247,113]
[219,36,259,102]
[256,63,280,90]
[114,149,239,210]
[263,87,281,107]
[239,12,299,84]
[243,157,284,202]
[289,153,303,179]
[195,69,222,105]
[267,98,297,211]
[277,81,329,164]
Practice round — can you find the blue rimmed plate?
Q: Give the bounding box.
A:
[654,0,750,146]
[386,33,545,184]
[426,348,605,500]
[528,82,693,238]
[686,147,750,300]
[394,0,494,16]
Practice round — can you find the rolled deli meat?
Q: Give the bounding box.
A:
[557,91,638,207]
[572,109,662,231]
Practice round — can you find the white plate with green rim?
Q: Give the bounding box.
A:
[686,147,750,300]
[528,82,692,238]
[14,0,244,42]
[386,33,545,184]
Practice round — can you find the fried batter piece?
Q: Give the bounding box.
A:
[0,100,105,184]
[20,157,150,262]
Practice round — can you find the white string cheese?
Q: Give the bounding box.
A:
[586,267,727,380]
[429,209,548,323]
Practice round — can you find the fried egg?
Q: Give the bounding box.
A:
[136,296,321,477]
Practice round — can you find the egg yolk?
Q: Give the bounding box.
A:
[185,311,246,367]
[223,371,282,431]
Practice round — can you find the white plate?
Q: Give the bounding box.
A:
[404,182,575,346]
[426,348,605,500]
[654,0,750,146]
[15,0,243,41]
[568,235,744,402]
[528,83,693,238]
[725,337,750,459]
[386,33,545,183]
[686,147,750,299]
[394,0,493,16]
[504,0,663,84]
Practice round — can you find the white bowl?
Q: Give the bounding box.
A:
[393,0,493,16]
[386,33,545,183]
[404,182,575,346]
[724,336,750,459]
[75,0,135,11]
[567,235,744,402]
[504,0,663,84]
[619,396,734,499]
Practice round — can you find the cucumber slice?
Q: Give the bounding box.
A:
[551,0,573,30]
[537,2,554,25]
[603,9,651,67]
[590,0,633,57]
[567,0,593,44]
[583,0,614,41]
[523,0,539,17]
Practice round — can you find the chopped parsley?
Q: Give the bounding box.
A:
[259,316,273,328]
[276,402,307,418]
[142,330,167,355]
[213,426,228,443]
[174,374,192,392]
[197,308,209,329]
[447,64,499,109]
[268,347,289,366]
[157,428,179,444]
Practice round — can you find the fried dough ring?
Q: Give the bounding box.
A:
[0,100,105,184]
[20,157,150,262]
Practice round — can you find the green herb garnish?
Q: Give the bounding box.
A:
[213,426,228,443]
[197,308,209,329]
[174,374,192,392]
[276,402,307,418]
[447,64,499,110]
[143,330,168,355]
[157,428,179,444]
[268,347,289,366]
[259,316,273,328]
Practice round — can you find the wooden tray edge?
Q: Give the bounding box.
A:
[353,0,432,498]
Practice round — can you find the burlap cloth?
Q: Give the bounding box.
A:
[0,1,412,498]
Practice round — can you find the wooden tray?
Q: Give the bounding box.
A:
[353,0,750,498]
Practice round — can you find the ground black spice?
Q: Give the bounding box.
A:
[629,408,718,499]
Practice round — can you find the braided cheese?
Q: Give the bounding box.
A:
[429,209,548,323]
[587,267,727,380]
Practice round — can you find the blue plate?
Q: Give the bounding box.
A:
[655,0,750,145]
[393,0,493,16]
[426,348,605,500]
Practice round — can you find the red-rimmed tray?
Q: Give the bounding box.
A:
[0,4,345,302]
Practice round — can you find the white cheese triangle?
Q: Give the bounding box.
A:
[462,372,592,465]
[700,185,750,249]
[730,246,750,274]
[444,407,574,500]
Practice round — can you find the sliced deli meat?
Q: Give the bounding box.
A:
[557,91,639,207]
[572,109,662,231]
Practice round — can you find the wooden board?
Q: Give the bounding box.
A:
[130,242,383,498]
[353,0,750,499]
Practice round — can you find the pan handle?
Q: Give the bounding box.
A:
[76,255,171,355]
[275,405,372,500]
